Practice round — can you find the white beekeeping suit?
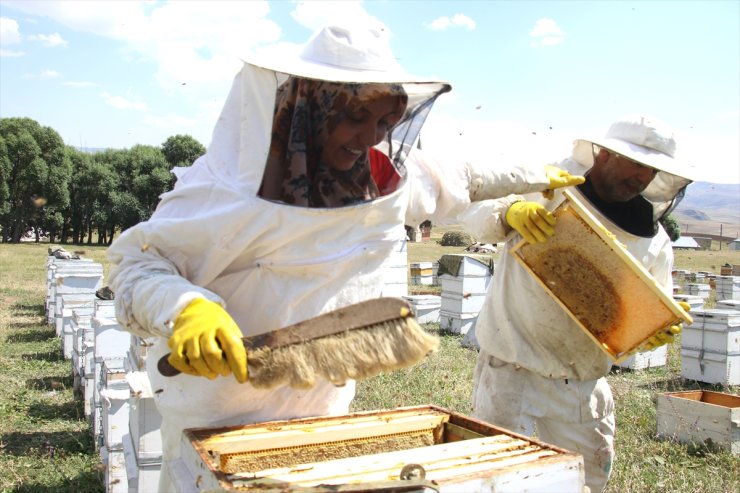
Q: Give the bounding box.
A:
[107,24,563,491]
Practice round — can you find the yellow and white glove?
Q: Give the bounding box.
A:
[544,165,585,189]
[506,201,557,245]
[639,302,691,351]
[541,165,585,199]
[167,298,248,383]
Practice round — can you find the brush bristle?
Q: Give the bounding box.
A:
[247,317,439,389]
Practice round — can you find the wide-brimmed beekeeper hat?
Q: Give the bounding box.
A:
[573,115,695,179]
[243,24,450,88]
[572,114,695,218]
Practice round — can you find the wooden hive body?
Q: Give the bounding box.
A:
[173,405,584,492]
[656,391,740,454]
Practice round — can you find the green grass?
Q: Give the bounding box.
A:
[0,243,108,493]
[1,238,739,492]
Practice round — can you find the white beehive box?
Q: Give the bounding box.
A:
[47,258,97,300]
[94,358,127,446]
[403,295,441,324]
[680,349,740,386]
[62,303,94,360]
[672,294,704,310]
[656,390,740,454]
[101,386,130,451]
[127,371,164,464]
[510,190,692,362]
[410,262,435,285]
[681,309,740,354]
[440,291,487,316]
[381,240,408,297]
[124,432,162,493]
[439,274,490,296]
[716,276,740,301]
[173,405,584,492]
[100,444,128,493]
[55,292,95,337]
[95,298,116,318]
[685,283,711,300]
[93,316,131,361]
[439,310,478,335]
[54,264,104,295]
[717,299,740,310]
[614,345,667,370]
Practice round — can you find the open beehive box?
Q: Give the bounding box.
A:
[176,405,583,492]
[510,189,693,362]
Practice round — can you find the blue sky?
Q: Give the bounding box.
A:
[1,0,738,184]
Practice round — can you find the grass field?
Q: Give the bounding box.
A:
[1,234,739,492]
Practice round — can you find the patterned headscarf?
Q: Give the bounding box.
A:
[259,78,408,207]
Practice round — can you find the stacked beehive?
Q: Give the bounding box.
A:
[716,276,740,301]
[45,251,163,492]
[680,308,740,386]
[409,261,434,285]
[685,282,711,300]
[402,294,441,324]
[381,240,408,297]
[437,254,493,335]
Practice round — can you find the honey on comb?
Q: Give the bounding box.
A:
[527,245,621,340]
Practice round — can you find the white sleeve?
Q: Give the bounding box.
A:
[107,225,224,339]
[403,147,550,226]
[648,227,675,296]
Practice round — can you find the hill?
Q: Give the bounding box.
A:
[672,181,739,239]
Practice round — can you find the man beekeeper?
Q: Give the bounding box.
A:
[464,115,695,492]
[106,23,583,490]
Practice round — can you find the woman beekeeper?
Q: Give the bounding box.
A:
[107,24,583,490]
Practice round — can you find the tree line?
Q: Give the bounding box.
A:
[0,117,205,244]
[0,116,682,245]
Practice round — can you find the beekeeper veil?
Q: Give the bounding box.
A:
[196,24,451,207]
[571,115,696,222]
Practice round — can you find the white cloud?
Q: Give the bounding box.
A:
[0,48,24,57]
[291,1,385,33]
[21,69,61,79]
[28,32,67,47]
[530,18,566,47]
[40,69,61,78]
[426,13,476,31]
[101,91,148,111]
[3,1,282,88]
[63,81,94,87]
[0,16,21,44]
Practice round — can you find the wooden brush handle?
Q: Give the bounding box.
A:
[156,297,413,377]
[157,356,183,377]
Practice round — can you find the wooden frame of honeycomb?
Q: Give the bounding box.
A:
[510,190,693,362]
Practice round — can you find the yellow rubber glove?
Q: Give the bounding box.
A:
[542,165,585,199]
[505,201,557,244]
[545,165,585,189]
[639,302,691,351]
[167,298,248,383]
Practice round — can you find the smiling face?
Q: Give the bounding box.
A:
[590,148,658,202]
[321,93,406,171]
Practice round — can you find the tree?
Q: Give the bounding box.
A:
[161,134,205,169]
[0,118,71,242]
[127,145,173,219]
[660,214,681,242]
[65,148,119,244]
